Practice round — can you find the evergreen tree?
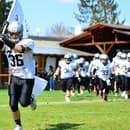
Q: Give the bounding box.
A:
[74,0,125,26]
[0,0,12,33]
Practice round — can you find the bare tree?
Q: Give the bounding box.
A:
[46,23,74,37]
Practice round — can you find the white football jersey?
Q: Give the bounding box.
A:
[116,59,127,75]
[59,60,76,79]
[96,62,111,81]
[125,61,130,77]
[79,62,89,77]
[88,59,100,75]
[5,38,35,79]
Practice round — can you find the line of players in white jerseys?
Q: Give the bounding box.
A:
[54,51,130,102]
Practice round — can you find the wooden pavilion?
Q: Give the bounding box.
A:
[60,23,130,59]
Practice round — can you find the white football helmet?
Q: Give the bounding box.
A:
[72,53,78,60]
[100,54,109,65]
[116,51,122,57]
[120,53,127,60]
[8,21,23,42]
[100,54,108,59]
[79,57,85,63]
[64,53,72,64]
[127,53,130,58]
[94,53,100,60]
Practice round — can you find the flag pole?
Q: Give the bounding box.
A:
[2,21,9,34]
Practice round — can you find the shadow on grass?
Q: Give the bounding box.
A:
[45,123,84,130]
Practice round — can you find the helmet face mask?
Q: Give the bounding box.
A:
[64,53,72,64]
[8,21,23,42]
[65,58,71,64]
[94,53,100,59]
[101,59,108,65]
[100,54,108,65]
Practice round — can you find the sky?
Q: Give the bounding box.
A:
[18,0,130,36]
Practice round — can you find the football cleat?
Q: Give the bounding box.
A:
[30,97,37,110]
[14,125,23,130]
[65,96,70,102]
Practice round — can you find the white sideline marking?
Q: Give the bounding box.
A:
[0,104,9,108]
[0,98,128,108]
[37,98,128,106]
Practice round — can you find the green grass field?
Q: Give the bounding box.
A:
[0,89,130,130]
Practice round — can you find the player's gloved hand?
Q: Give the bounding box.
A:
[1,34,9,41]
[1,34,16,49]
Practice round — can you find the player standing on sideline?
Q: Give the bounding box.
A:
[54,53,77,102]
[0,21,36,130]
[47,65,55,91]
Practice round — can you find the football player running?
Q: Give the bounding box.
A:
[0,21,36,130]
[95,54,112,101]
[54,53,77,102]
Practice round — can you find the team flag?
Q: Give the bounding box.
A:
[7,0,24,24]
[32,76,48,97]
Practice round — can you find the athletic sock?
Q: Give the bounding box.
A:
[15,119,22,126]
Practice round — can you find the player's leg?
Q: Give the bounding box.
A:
[19,78,35,110]
[125,77,130,99]
[65,78,73,102]
[61,79,68,101]
[9,76,23,129]
[9,95,22,129]
[98,78,105,99]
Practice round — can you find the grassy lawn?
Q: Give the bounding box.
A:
[0,89,130,130]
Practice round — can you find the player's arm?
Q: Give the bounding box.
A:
[1,34,30,53]
[54,67,60,77]
[14,44,30,53]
